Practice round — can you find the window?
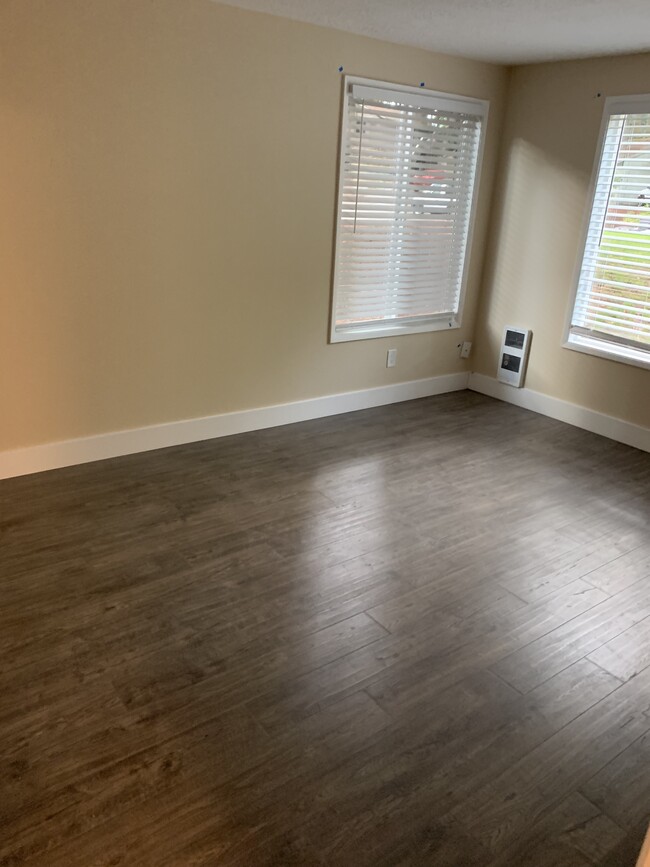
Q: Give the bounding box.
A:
[330,77,488,342]
[567,94,650,369]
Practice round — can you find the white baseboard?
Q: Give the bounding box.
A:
[0,372,469,480]
[469,372,650,454]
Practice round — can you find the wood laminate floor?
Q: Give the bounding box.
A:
[1,391,650,866]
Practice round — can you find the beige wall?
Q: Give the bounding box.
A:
[0,0,508,451]
[473,53,650,428]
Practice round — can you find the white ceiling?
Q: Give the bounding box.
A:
[215,0,650,65]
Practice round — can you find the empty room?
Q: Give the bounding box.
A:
[2,0,650,864]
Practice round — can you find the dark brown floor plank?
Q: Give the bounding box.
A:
[523,658,623,731]
[451,664,650,855]
[1,390,649,865]
[486,792,626,867]
[579,728,650,832]
[587,614,650,682]
[489,576,650,693]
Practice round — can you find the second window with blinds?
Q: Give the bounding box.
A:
[566,94,650,368]
[330,77,488,342]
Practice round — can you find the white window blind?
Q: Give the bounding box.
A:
[569,95,650,367]
[330,78,488,342]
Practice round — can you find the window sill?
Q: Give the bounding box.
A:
[564,333,650,371]
[331,317,460,343]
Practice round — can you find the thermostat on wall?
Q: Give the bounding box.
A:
[497,326,532,388]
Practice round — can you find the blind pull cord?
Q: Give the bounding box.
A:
[353,100,365,235]
[598,117,625,248]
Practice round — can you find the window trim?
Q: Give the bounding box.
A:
[563,92,650,370]
[329,76,489,344]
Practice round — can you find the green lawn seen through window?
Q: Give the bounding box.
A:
[591,227,650,344]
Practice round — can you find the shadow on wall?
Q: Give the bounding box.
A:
[477,130,647,425]
[480,136,640,399]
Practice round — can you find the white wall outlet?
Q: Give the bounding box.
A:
[460,341,472,359]
[386,349,397,368]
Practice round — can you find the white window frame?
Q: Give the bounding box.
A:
[329,76,489,344]
[564,93,650,371]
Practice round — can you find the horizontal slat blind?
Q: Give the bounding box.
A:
[332,81,485,337]
[571,107,650,351]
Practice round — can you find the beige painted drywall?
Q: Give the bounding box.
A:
[473,53,650,428]
[0,0,508,451]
